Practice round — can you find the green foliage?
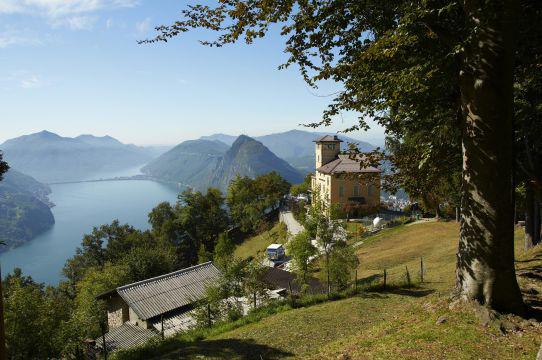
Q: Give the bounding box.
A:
[147,188,229,269]
[61,264,131,355]
[290,173,312,197]
[287,230,317,286]
[0,151,8,181]
[3,270,68,359]
[326,242,359,292]
[227,172,290,233]
[122,243,177,282]
[213,232,235,270]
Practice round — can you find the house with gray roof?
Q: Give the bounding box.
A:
[95,261,221,352]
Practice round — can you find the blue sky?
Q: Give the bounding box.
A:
[0,0,385,146]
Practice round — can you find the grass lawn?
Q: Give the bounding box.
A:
[127,221,542,360]
[233,222,288,259]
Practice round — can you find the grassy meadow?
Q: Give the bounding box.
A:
[116,221,542,360]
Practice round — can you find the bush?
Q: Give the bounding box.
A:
[386,216,413,227]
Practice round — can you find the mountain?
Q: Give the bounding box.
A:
[200,134,237,146]
[209,135,305,190]
[143,136,304,191]
[0,131,155,182]
[201,130,376,174]
[0,169,55,251]
[142,139,230,188]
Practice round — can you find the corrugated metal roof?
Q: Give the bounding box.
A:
[95,323,157,352]
[314,135,343,143]
[317,154,381,174]
[117,262,221,320]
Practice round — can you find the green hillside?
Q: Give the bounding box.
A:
[0,170,55,251]
[116,221,542,359]
[143,135,304,191]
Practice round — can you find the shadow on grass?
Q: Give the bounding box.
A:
[164,338,293,359]
[364,283,435,298]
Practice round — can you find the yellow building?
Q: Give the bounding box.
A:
[311,135,381,217]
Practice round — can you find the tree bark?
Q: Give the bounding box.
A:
[456,0,525,314]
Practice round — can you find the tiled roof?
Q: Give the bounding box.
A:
[314,135,343,143]
[316,154,381,175]
[116,262,221,321]
[95,323,157,352]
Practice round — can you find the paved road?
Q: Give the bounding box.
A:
[279,211,304,237]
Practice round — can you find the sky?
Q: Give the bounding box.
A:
[0,0,386,146]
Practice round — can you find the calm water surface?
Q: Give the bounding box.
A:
[0,169,182,284]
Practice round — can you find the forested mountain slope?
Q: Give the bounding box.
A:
[0,169,54,251]
[202,130,375,173]
[143,136,304,191]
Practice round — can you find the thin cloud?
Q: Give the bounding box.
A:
[1,71,47,90]
[0,0,139,16]
[20,74,42,89]
[135,17,151,35]
[0,27,49,48]
[51,15,97,30]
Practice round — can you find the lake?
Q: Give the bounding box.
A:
[0,169,182,284]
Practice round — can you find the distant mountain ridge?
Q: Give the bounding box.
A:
[143,135,304,191]
[0,131,157,183]
[0,169,55,252]
[201,129,376,173]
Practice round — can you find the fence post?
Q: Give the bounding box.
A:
[405,266,411,288]
[420,257,424,283]
[383,269,387,289]
[253,292,257,308]
[354,269,358,293]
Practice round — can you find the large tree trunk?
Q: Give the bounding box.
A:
[456,0,525,314]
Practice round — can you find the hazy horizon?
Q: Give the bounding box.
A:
[0,126,386,147]
[0,0,385,146]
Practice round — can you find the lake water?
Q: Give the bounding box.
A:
[0,168,182,284]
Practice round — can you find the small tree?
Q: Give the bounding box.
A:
[213,232,235,271]
[287,230,317,287]
[326,242,360,292]
[193,258,246,328]
[242,257,269,309]
[310,196,346,295]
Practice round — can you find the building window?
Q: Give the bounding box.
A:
[327,144,335,150]
[368,184,376,196]
[339,185,344,197]
[353,185,360,196]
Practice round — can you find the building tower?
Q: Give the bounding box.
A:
[314,135,342,169]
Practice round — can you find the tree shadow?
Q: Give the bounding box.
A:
[383,288,435,298]
[165,338,294,359]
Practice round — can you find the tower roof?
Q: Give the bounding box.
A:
[313,135,343,143]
